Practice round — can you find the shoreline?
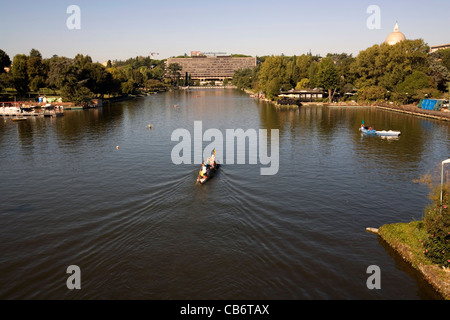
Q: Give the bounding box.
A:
[368,224,450,300]
[242,88,450,121]
[313,101,450,121]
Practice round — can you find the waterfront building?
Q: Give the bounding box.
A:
[166,55,257,82]
[278,89,325,102]
[385,22,406,45]
[430,43,450,53]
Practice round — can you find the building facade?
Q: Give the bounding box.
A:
[166,56,257,81]
[430,44,450,53]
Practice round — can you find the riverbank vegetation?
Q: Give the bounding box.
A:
[414,173,450,268]
[378,172,449,298]
[2,39,449,106]
[0,49,169,105]
[232,39,450,104]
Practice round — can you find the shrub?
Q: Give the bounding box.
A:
[421,185,450,268]
[356,86,386,102]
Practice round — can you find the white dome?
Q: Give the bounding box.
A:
[386,23,406,45]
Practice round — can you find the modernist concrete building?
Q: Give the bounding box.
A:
[166,55,257,82]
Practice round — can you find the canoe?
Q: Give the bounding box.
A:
[197,164,220,184]
[359,127,400,137]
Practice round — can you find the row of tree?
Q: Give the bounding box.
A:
[232,39,450,104]
[2,40,449,105]
[0,49,170,105]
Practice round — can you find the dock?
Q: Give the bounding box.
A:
[0,102,64,118]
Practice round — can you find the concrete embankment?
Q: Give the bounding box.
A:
[307,102,450,121]
[373,103,450,122]
[241,88,450,121]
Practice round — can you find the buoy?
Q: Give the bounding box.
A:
[116,146,119,150]
[147,124,152,129]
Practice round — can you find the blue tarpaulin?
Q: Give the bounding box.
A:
[419,99,442,111]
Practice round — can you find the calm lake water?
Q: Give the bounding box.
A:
[0,89,448,300]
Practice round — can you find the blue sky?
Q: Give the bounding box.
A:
[1,0,449,62]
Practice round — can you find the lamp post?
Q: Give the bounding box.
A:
[440,159,450,208]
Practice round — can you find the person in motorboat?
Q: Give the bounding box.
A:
[205,159,213,176]
[198,163,207,181]
[209,153,216,169]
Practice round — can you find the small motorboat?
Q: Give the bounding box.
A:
[197,163,220,184]
[11,117,27,122]
[359,125,400,137]
[197,149,220,184]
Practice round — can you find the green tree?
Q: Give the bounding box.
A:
[396,71,435,94]
[47,56,73,89]
[308,61,319,88]
[295,78,310,90]
[167,63,182,85]
[286,56,301,88]
[121,79,136,94]
[431,48,450,71]
[428,54,450,91]
[0,72,11,93]
[27,49,47,92]
[11,54,29,96]
[418,175,450,268]
[394,71,439,103]
[295,55,313,80]
[357,86,386,102]
[146,79,167,91]
[258,56,290,99]
[317,57,339,102]
[232,68,253,90]
[61,84,95,105]
[29,48,42,59]
[105,67,124,95]
[149,66,164,80]
[351,44,380,89]
[0,49,11,73]
[352,39,430,91]
[133,68,144,87]
[86,63,115,97]
[73,54,93,70]
[328,53,356,92]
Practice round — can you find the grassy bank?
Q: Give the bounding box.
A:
[378,221,450,299]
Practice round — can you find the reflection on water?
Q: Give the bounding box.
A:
[0,90,448,300]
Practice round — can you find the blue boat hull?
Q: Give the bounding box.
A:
[359,127,401,137]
